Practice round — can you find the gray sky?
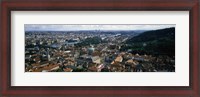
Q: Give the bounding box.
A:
[25,24,175,31]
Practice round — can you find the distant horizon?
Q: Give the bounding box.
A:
[25,29,148,32]
[25,24,175,31]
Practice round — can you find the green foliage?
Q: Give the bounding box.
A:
[75,36,102,47]
[72,68,85,72]
[124,28,175,56]
[56,68,64,72]
[126,27,175,43]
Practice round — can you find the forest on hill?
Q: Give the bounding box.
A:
[122,27,175,56]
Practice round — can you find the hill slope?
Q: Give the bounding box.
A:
[123,27,175,56]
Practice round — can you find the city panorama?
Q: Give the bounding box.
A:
[25,24,175,72]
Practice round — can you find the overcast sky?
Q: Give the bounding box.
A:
[25,24,175,31]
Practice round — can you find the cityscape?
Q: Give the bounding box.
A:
[25,24,175,72]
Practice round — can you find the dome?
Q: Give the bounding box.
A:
[88,46,95,55]
[88,47,95,51]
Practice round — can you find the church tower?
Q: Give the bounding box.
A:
[47,48,51,61]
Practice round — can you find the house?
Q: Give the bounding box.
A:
[114,56,123,63]
[97,64,104,72]
[63,68,73,72]
[88,66,97,72]
[110,61,125,72]
[125,59,139,72]
[91,56,101,64]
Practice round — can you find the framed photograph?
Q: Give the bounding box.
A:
[0,0,199,96]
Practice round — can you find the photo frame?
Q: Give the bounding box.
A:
[0,0,199,96]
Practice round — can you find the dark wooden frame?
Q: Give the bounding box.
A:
[0,0,199,97]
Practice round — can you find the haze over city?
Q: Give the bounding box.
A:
[25,24,175,31]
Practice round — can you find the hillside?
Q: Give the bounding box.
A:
[123,27,175,56]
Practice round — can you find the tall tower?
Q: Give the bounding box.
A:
[47,48,51,61]
[88,45,95,55]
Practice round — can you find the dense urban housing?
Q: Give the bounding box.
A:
[25,26,175,72]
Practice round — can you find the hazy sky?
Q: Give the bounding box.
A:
[25,24,175,31]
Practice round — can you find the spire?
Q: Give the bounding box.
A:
[47,48,51,61]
